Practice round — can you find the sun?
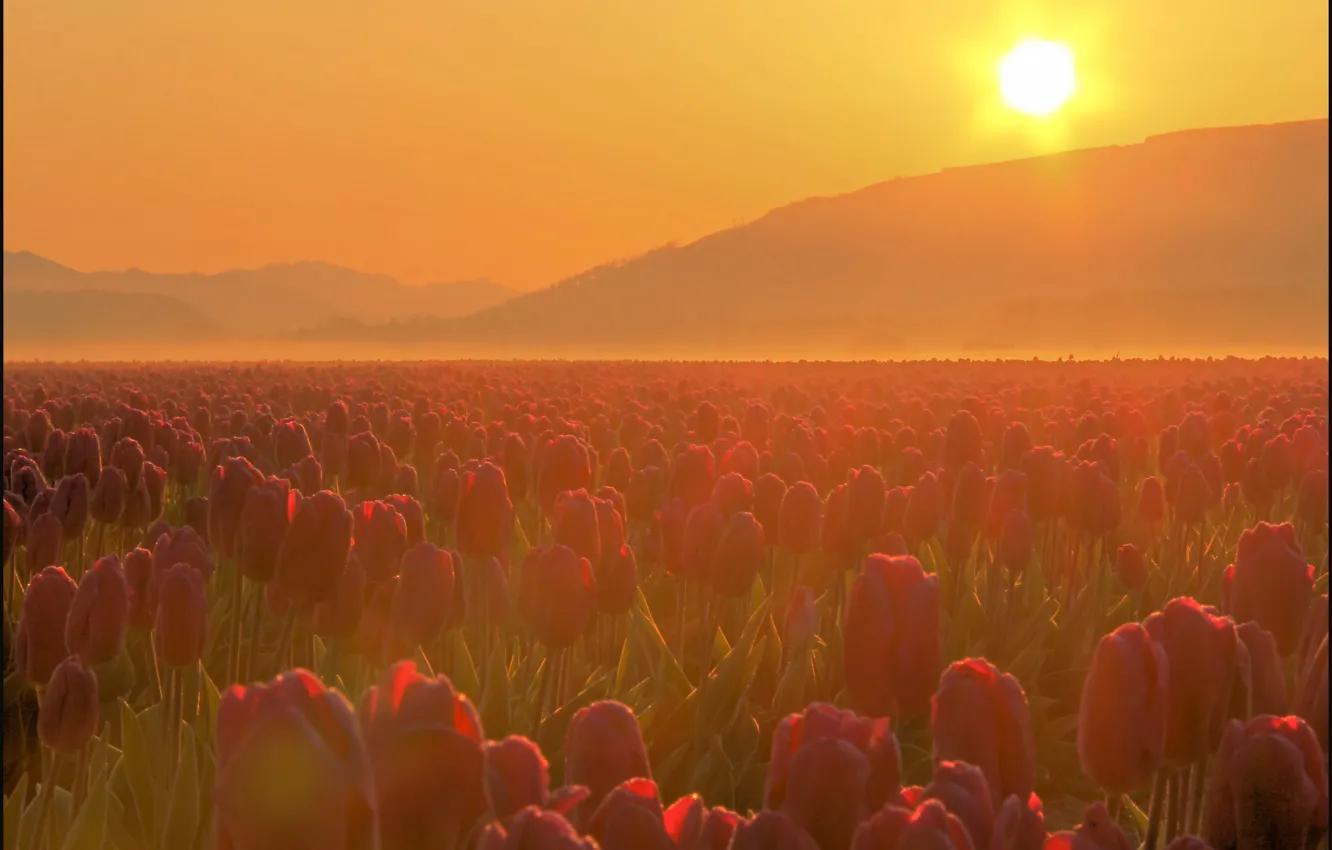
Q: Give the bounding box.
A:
[998,38,1077,117]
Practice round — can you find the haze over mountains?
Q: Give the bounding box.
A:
[5,118,1327,360]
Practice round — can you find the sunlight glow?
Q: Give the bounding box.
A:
[999,39,1077,116]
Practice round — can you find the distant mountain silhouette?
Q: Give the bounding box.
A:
[3,289,222,342]
[301,118,1326,358]
[1,253,517,337]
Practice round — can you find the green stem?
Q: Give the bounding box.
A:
[268,606,300,679]
[1142,768,1168,850]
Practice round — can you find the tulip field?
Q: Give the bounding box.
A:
[1,358,1328,850]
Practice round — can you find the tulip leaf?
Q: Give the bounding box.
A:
[4,774,28,850]
[612,632,634,699]
[1122,794,1149,837]
[118,698,156,842]
[197,663,221,745]
[712,626,732,662]
[59,770,108,850]
[159,731,199,850]
[448,631,481,701]
[773,649,811,716]
[480,640,510,738]
[631,591,691,698]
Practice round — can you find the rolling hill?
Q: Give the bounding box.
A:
[307,118,1327,358]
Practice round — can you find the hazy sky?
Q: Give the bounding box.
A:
[4,1,1327,289]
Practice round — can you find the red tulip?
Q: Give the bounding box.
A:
[65,554,129,665]
[1115,543,1150,591]
[483,735,588,822]
[1144,598,1241,766]
[313,552,367,639]
[918,760,995,849]
[778,481,822,557]
[851,800,975,850]
[359,660,487,850]
[518,545,597,649]
[457,462,514,560]
[932,658,1037,806]
[670,444,716,509]
[553,489,601,566]
[564,700,651,829]
[215,669,377,850]
[346,431,383,490]
[26,511,62,570]
[753,473,787,544]
[153,563,207,668]
[353,500,408,583]
[991,792,1048,850]
[15,565,77,685]
[64,427,101,488]
[539,436,593,515]
[712,511,764,598]
[1226,522,1314,656]
[1139,476,1167,525]
[765,703,902,816]
[846,465,886,543]
[38,656,98,751]
[711,471,754,520]
[1045,802,1133,850]
[1078,622,1169,794]
[1235,622,1289,718]
[478,806,598,850]
[50,473,89,541]
[663,793,741,850]
[587,777,674,850]
[904,472,944,545]
[208,456,265,558]
[110,436,145,491]
[275,490,354,607]
[1201,715,1328,850]
[238,478,295,583]
[730,811,817,850]
[845,554,942,719]
[390,543,457,647]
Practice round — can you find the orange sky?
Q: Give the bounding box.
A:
[4,1,1327,289]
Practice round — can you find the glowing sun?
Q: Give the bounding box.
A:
[999,38,1077,116]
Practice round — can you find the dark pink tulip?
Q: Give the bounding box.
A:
[539,436,592,515]
[66,555,129,665]
[845,554,941,719]
[1227,521,1314,656]
[951,462,989,533]
[1144,598,1240,766]
[346,431,382,490]
[1115,543,1149,591]
[752,473,787,544]
[313,552,367,639]
[88,464,126,525]
[483,735,588,822]
[38,656,98,751]
[151,525,215,601]
[428,465,462,526]
[1045,802,1133,850]
[15,565,77,685]
[564,700,651,829]
[215,669,377,850]
[123,547,154,631]
[903,471,944,545]
[50,473,89,541]
[1201,715,1328,850]
[26,511,62,570]
[273,417,313,469]
[518,545,597,649]
[999,510,1034,576]
[553,488,601,566]
[64,427,101,487]
[359,660,487,850]
[711,471,754,520]
[712,511,763,598]
[296,454,323,497]
[1139,476,1167,525]
[680,502,725,582]
[782,737,869,850]
[918,761,995,849]
[1078,622,1169,794]
[238,478,294,583]
[932,658,1037,806]
[383,493,425,547]
[845,464,886,542]
[991,792,1047,850]
[110,436,145,491]
[143,461,166,521]
[670,444,716,509]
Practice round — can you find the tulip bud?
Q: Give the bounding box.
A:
[1227,522,1314,656]
[731,811,817,850]
[565,700,651,828]
[238,478,295,583]
[845,554,941,719]
[389,543,457,648]
[1078,623,1169,794]
[50,473,90,541]
[851,800,974,850]
[38,657,99,751]
[478,807,598,850]
[275,490,354,607]
[313,552,366,640]
[66,555,130,665]
[1114,543,1150,591]
[712,511,764,598]
[354,500,409,583]
[208,456,265,558]
[153,563,207,668]
[519,545,597,649]
[553,489,601,566]
[64,427,102,488]
[484,735,589,822]
[783,585,816,654]
[15,566,78,685]
[457,462,514,561]
[931,658,1037,806]
[26,511,62,570]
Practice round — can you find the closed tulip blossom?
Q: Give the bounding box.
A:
[456,462,514,560]
[25,511,62,570]
[1045,802,1134,850]
[670,444,717,508]
[63,427,101,487]
[845,465,886,543]
[663,793,742,850]
[1234,622,1289,718]
[38,656,99,751]
[778,481,822,557]
[553,489,602,566]
[275,490,354,608]
[88,464,126,526]
[50,472,89,541]
[991,792,1048,850]
[238,478,295,583]
[353,500,409,582]
[346,431,383,491]
[1201,715,1329,850]
[15,565,78,686]
[713,511,764,597]
[765,704,902,816]
[1115,543,1150,591]
[904,471,944,546]
[784,585,817,654]
[711,471,754,519]
[565,700,652,828]
[110,437,145,491]
[753,473,787,544]
[153,563,207,668]
[587,777,674,850]
[383,493,426,547]
[65,554,130,665]
[844,554,942,719]
[483,735,589,822]
[390,543,457,648]
[518,545,597,649]
[1144,598,1241,767]
[932,658,1038,806]
[478,807,599,850]
[1139,476,1167,526]
[1225,521,1315,656]
[731,812,818,850]
[215,669,378,850]
[1078,623,1170,794]
[313,552,367,640]
[208,456,265,558]
[359,660,487,850]
[917,761,996,849]
[680,502,725,583]
[999,510,1034,576]
[851,800,975,850]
